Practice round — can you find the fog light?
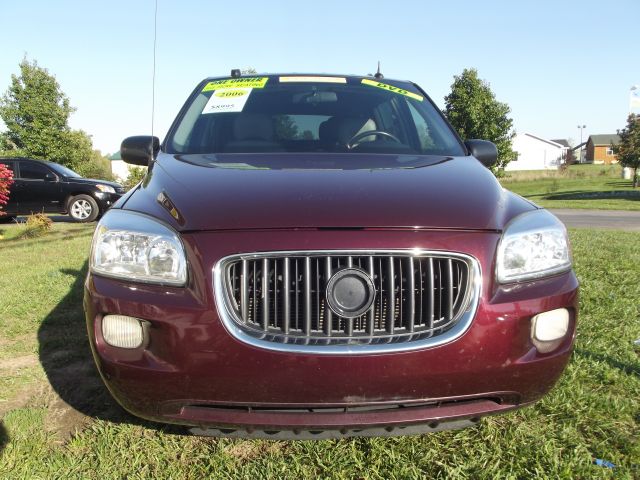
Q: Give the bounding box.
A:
[102,315,146,349]
[531,308,569,353]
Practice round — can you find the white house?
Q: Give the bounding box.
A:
[506,133,568,171]
[109,151,139,182]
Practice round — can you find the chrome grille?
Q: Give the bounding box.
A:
[216,251,479,351]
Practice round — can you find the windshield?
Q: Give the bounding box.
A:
[49,162,81,177]
[166,76,466,157]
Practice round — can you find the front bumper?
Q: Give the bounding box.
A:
[93,192,123,212]
[84,229,578,435]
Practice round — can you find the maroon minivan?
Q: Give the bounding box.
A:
[84,74,578,438]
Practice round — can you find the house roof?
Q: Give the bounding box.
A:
[551,139,570,148]
[521,133,565,148]
[109,151,121,161]
[588,134,621,146]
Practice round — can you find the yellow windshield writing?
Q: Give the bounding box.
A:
[202,77,268,91]
[361,79,423,101]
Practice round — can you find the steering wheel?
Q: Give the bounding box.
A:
[347,130,402,149]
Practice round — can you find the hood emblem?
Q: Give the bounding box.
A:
[326,268,376,318]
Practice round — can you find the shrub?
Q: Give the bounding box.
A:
[0,162,14,216]
[18,213,52,239]
[74,151,115,181]
[124,167,147,190]
[558,161,569,174]
[545,179,560,195]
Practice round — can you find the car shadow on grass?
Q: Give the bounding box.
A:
[37,263,185,438]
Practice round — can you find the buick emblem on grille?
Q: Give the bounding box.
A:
[325,268,376,318]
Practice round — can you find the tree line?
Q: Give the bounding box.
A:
[1,58,637,185]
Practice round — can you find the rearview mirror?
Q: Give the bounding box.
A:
[293,91,338,104]
[44,173,57,182]
[121,136,160,166]
[465,140,498,168]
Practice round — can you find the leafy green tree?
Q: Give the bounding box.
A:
[75,150,115,181]
[613,114,640,188]
[274,115,298,139]
[444,68,515,173]
[0,58,95,172]
[124,166,147,190]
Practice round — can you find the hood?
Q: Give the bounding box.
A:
[121,153,535,232]
[67,177,123,188]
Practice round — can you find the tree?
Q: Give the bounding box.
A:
[124,166,147,190]
[613,114,640,188]
[274,115,298,139]
[444,68,515,173]
[0,58,96,173]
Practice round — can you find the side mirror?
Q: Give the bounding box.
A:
[121,136,160,166]
[465,140,498,168]
[44,173,57,182]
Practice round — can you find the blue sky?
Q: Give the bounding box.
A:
[1,0,638,154]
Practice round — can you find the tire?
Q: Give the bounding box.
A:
[0,215,16,224]
[68,195,99,223]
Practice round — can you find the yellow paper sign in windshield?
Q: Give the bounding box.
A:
[361,79,423,101]
[202,77,268,91]
[214,89,249,98]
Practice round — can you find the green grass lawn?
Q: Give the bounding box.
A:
[0,222,638,479]
[501,164,640,210]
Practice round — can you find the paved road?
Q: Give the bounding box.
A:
[549,209,640,231]
[14,210,640,231]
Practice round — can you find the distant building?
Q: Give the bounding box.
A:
[585,134,621,164]
[506,133,568,171]
[571,142,587,163]
[109,151,140,181]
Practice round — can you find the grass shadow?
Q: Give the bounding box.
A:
[546,190,640,201]
[0,421,7,454]
[574,349,640,377]
[36,263,184,436]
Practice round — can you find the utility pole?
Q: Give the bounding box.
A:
[577,124,586,163]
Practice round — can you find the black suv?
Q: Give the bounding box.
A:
[0,157,124,222]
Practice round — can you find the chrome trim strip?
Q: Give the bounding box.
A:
[213,249,482,355]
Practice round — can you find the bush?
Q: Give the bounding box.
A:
[124,167,147,190]
[0,162,14,216]
[545,179,560,195]
[73,150,115,181]
[18,213,52,239]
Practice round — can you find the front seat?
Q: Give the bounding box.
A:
[224,113,283,152]
[319,117,377,151]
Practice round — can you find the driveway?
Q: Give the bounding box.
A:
[549,209,640,231]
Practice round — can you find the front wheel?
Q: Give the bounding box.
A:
[68,195,99,222]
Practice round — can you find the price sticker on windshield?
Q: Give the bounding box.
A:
[202,88,252,114]
[361,79,423,101]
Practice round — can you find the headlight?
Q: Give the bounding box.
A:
[497,209,571,283]
[96,184,116,194]
[90,210,187,286]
